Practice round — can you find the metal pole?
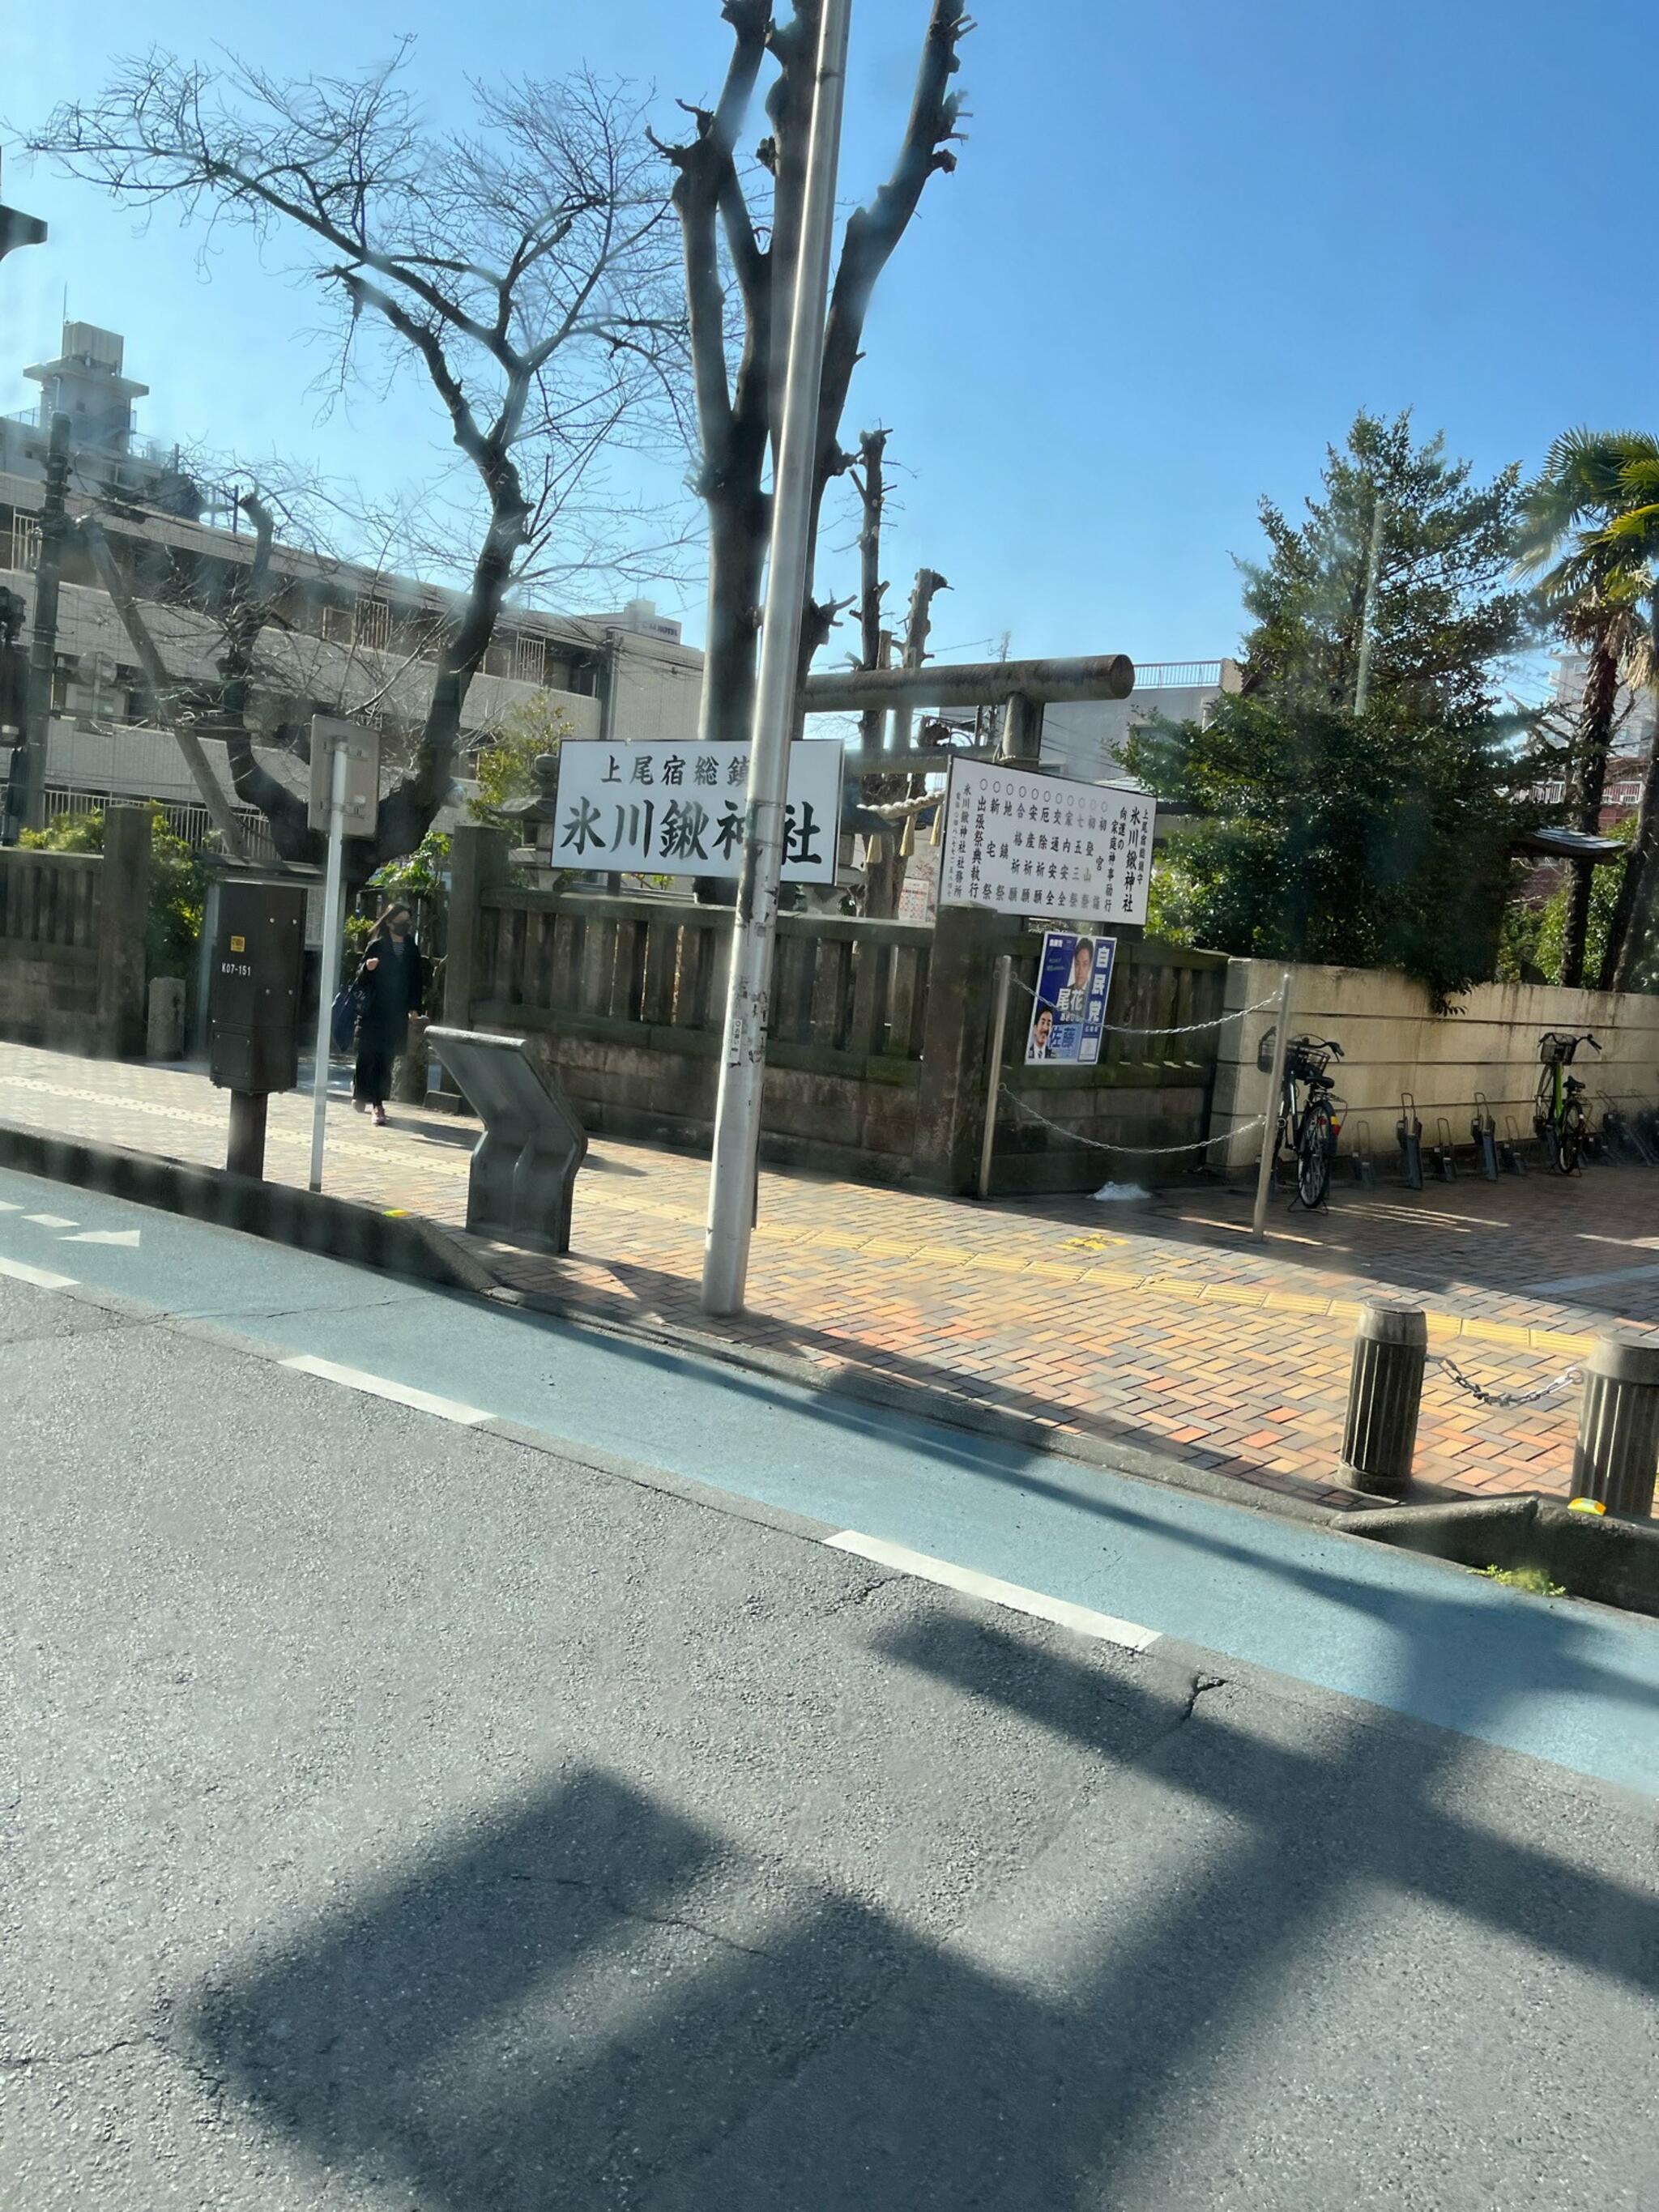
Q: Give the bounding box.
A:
[308,735,348,1193]
[978,953,1013,1200]
[1250,971,1293,1242]
[227,1089,269,1182]
[1353,497,1384,714]
[18,412,71,837]
[702,0,852,1318]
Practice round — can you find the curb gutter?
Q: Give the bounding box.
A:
[0,1119,496,1296]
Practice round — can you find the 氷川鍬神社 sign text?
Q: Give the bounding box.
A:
[553,739,842,884]
[939,760,1155,923]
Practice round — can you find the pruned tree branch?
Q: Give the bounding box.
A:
[29,45,689,868]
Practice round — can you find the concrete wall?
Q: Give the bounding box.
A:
[1211,958,1659,1169]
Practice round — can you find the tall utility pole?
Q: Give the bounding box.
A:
[702,0,853,1318]
[1353,497,1384,715]
[11,413,72,839]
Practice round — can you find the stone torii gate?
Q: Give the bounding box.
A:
[801,651,1137,776]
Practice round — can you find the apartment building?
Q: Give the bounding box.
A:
[0,322,702,843]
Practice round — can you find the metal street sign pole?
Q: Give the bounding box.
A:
[308,735,349,1193]
[701,0,852,1317]
[978,954,1013,1200]
[1251,971,1294,1241]
[305,716,380,1192]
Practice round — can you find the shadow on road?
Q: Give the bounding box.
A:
[186,1562,1657,2209]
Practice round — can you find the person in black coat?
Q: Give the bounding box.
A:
[352,902,425,1124]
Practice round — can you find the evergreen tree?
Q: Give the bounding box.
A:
[1132,414,1540,1004]
[1241,411,1531,714]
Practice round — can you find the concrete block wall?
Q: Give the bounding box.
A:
[1210,958,1659,1170]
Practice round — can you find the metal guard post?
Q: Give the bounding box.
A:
[1572,1332,1659,1519]
[1337,1299,1427,1498]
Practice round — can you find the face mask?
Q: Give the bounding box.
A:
[390,921,409,940]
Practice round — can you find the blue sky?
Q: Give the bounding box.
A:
[7,0,1658,670]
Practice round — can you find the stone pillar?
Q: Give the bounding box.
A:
[146,975,186,1059]
[443,824,511,1030]
[912,904,1013,1192]
[96,804,151,1058]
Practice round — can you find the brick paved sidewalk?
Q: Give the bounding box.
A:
[5,1039,1657,1515]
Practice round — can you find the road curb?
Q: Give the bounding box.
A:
[0,1119,497,1295]
[482,1276,1349,1529]
[1339,1493,1659,1620]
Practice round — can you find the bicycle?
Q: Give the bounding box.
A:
[1533,1031,1601,1174]
[1277,1034,1345,1209]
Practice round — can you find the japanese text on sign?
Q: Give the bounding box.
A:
[939,760,1156,923]
[1026,931,1116,1065]
[553,740,842,884]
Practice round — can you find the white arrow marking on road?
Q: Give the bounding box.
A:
[24,1213,78,1229]
[62,1229,142,1247]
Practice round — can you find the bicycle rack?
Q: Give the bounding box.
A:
[1349,1117,1377,1188]
[1498,1114,1529,1175]
[1610,1103,1659,1165]
[1396,1094,1423,1190]
[1427,1116,1458,1182]
[1638,1105,1659,1160]
[1471,1094,1499,1180]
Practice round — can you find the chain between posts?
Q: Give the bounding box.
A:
[1006,972,1285,1040]
[1431,1357,1582,1409]
[1000,1087,1269,1157]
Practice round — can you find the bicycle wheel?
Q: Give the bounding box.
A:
[1296,1102,1332,1208]
[1557,1100,1586,1174]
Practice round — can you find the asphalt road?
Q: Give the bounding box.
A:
[2,1172,1657,2210]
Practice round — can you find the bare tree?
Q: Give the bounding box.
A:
[28,48,685,867]
[658,1,969,759]
[847,424,892,753]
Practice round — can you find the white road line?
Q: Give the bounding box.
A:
[825,1531,1161,1653]
[0,1255,79,1291]
[24,1213,77,1230]
[279,1353,493,1426]
[62,1230,142,1248]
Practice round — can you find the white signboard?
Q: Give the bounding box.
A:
[553,739,842,882]
[939,759,1156,924]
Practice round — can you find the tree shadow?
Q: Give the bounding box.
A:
[185,1579,1657,2210]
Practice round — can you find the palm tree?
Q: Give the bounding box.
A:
[1516,430,1656,988]
[1585,446,1659,987]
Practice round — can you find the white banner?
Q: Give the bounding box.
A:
[552,739,842,883]
[939,760,1156,924]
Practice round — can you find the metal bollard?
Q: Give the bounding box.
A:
[1337,1300,1427,1498]
[1571,1332,1659,1519]
[1472,1095,1499,1180]
[1396,1093,1423,1190]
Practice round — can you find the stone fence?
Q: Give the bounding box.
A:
[0,804,150,1057]
[441,825,1226,1192]
[1211,958,1659,1170]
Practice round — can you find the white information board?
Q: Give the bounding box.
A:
[939,759,1156,924]
[553,739,842,883]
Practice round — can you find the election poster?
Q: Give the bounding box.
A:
[1024,931,1117,1065]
